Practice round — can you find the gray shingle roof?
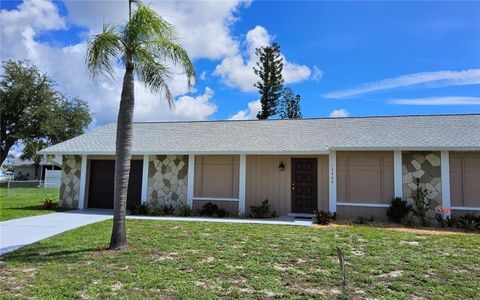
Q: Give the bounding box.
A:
[40,114,480,155]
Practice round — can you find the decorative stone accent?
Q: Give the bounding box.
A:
[59,155,82,208]
[147,155,188,207]
[402,151,442,208]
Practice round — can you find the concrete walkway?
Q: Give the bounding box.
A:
[128,215,313,226]
[0,210,112,255]
[0,209,312,256]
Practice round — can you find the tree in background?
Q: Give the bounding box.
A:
[278,87,302,119]
[254,42,284,119]
[86,0,195,249]
[20,140,47,179]
[0,60,92,166]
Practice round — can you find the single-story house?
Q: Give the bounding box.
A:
[12,156,62,180]
[39,114,480,219]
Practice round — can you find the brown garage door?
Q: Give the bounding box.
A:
[87,160,143,209]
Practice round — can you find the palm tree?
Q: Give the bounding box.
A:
[86,0,195,249]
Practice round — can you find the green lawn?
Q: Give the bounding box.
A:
[0,187,60,221]
[1,220,478,299]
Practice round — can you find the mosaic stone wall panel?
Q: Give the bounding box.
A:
[147,155,188,207]
[402,151,442,208]
[59,155,82,208]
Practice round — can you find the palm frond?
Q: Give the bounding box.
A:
[125,2,176,48]
[132,48,174,108]
[144,38,196,88]
[86,24,123,80]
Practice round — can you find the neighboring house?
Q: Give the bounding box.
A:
[12,156,62,180]
[39,114,480,219]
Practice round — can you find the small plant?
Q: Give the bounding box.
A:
[412,178,434,227]
[434,213,456,228]
[248,199,277,218]
[177,205,193,217]
[313,209,336,225]
[336,246,349,300]
[353,216,375,225]
[162,204,175,216]
[199,202,228,218]
[42,198,58,209]
[403,213,415,227]
[131,203,148,215]
[386,197,411,223]
[458,214,480,231]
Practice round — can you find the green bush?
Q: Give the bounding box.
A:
[42,198,58,210]
[313,209,336,225]
[248,199,277,218]
[353,216,375,225]
[386,197,411,223]
[131,203,148,215]
[434,214,456,228]
[177,205,193,217]
[458,214,480,231]
[199,202,228,218]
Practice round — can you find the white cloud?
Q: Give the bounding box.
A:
[230,99,261,120]
[214,25,316,92]
[312,65,324,81]
[329,109,350,118]
[322,70,480,99]
[63,0,248,60]
[390,96,480,105]
[1,0,245,126]
[172,87,217,120]
[200,71,207,80]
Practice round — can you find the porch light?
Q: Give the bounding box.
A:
[279,161,285,172]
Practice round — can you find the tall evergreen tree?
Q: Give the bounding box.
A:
[278,87,302,119]
[253,42,284,119]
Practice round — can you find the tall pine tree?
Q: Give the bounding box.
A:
[254,42,284,119]
[278,87,302,119]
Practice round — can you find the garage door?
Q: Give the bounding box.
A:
[87,160,143,209]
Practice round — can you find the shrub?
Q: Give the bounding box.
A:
[412,178,434,226]
[131,203,148,215]
[386,197,411,223]
[248,199,277,218]
[145,201,175,216]
[313,209,336,225]
[199,202,228,218]
[42,198,58,209]
[353,216,375,225]
[177,205,193,217]
[434,214,456,228]
[458,214,480,231]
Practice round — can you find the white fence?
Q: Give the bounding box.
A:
[44,169,62,188]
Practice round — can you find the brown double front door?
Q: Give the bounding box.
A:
[291,158,318,213]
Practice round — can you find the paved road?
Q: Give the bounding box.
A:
[0,210,112,255]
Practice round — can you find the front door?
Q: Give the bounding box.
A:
[291,158,318,213]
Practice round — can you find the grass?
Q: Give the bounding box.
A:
[0,187,60,221]
[1,220,479,299]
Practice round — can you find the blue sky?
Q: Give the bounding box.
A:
[1,0,479,125]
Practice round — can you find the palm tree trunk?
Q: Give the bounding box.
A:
[110,61,135,250]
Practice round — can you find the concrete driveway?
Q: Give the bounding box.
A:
[0,210,112,255]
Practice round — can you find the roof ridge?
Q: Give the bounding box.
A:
[131,113,480,125]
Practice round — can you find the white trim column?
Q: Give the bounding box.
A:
[78,154,87,209]
[441,151,451,216]
[393,150,403,199]
[238,154,246,215]
[187,154,195,208]
[141,155,149,204]
[328,150,337,213]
